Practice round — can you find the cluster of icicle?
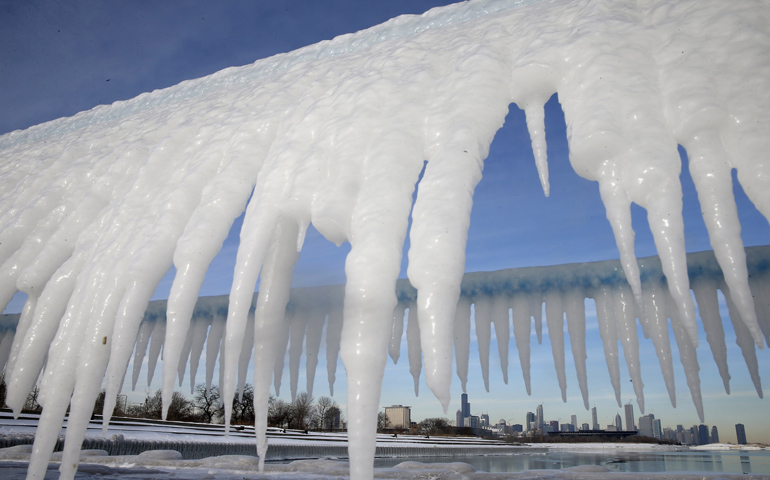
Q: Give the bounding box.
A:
[0,0,768,479]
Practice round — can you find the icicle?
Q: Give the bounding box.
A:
[406,305,422,396]
[177,322,195,387]
[723,285,764,399]
[273,313,291,397]
[453,297,472,392]
[638,280,677,406]
[472,296,492,392]
[146,316,166,387]
[4,294,38,413]
[288,309,309,401]
[250,219,300,471]
[389,302,407,364]
[304,311,325,398]
[205,314,225,393]
[510,61,557,197]
[691,279,731,393]
[530,295,543,344]
[236,312,255,401]
[544,289,567,402]
[688,141,763,348]
[524,103,550,196]
[221,201,283,431]
[614,284,644,413]
[325,303,343,396]
[188,313,212,394]
[564,289,589,409]
[490,294,510,384]
[510,294,532,395]
[597,180,643,307]
[592,287,622,407]
[161,121,272,406]
[103,280,165,430]
[131,317,155,390]
[667,290,705,422]
[749,275,770,345]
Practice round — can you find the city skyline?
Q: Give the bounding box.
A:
[2,1,768,445]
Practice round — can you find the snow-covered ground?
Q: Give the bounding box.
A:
[2,414,769,479]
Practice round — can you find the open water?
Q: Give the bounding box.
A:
[373,449,770,475]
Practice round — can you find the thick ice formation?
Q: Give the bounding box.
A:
[0,0,768,479]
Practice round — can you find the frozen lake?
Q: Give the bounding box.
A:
[373,449,770,475]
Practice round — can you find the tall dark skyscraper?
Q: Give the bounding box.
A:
[736,423,747,445]
[698,424,709,445]
[461,393,470,417]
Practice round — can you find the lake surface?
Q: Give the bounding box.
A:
[373,449,770,475]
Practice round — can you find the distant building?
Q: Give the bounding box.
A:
[458,393,472,428]
[461,393,470,417]
[536,404,544,431]
[615,413,623,431]
[384,405,411,431]
[624,403,635,432]
[710,426,719,444]
[698,425,710,445]
[549,420,560,432]
[591,407,599,430]
[571,414,578,430]
[736,424,747,445]
[526,412,535,432]
[466,415,481,428]
[638,414,654,437]
[653,419,662,439]
[480,413,490,428]
[581,423,590,431]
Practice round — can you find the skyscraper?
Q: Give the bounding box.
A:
[591,406,598,430]
[653,419,662,439]
[736,424,747,445]
[638,414,654,437]
[571,414,577,430]
[536,404,544,431]
[615,413,623,431]
[711,426,719,444]
[698,425,709,445]
[624,403,635,432]
[461,393,470,418]
[525,411,535,432]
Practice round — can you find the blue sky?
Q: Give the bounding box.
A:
[1,1,769,443]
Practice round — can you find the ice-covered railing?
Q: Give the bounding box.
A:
[0,247,767,423]
[0,0,769,479]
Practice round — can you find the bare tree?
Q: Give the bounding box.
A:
[128,390,195,421]
[418,417,451,436]
[0,373,6,409]
[230,384,255,425]
[92,391,128,418]
[22,386,42,414]
[192,384,223,423]
[289,392,314,430]
[377,412,391,432]
[312,396,340,431]
[267,396,291,428]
